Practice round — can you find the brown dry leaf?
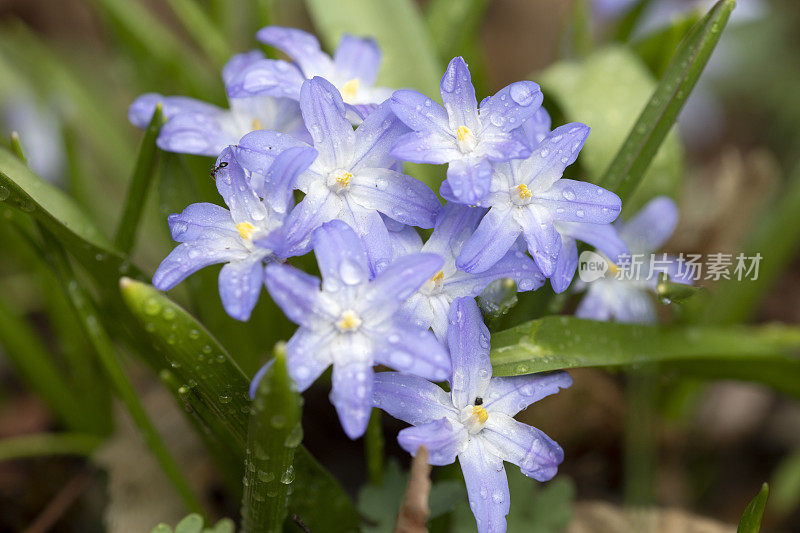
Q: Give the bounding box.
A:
[567,501,736,533]
[394,446,432,533]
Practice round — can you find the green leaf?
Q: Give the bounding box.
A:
[0,147,143,292]
[304,0,441,95]
[738,483,769,533]
[164,0,232,68]
[597,0,736,204]
[699,162,800,325]
[633,9,703,78]
[365,408,386,486]
[0,432,102,462]
[114,103,163,254]
[489,316,800,396]
[150,514,235,533]
[656,272,702,304]
[425,0,489,61]
[771,449,800,516]
[242,344,302,533]
[539,46,683,213]
[477,278,519,321]
[119,278,359,531]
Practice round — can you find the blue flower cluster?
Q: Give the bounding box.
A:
[130,26,682,532]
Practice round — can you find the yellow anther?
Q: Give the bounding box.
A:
[608,262,620,276]
[431,270,444,283]
[341,78,360,101]
[516,183,532,199]
[236,221,257,240]
[336,310,362,332]
[251,117,264,130]
[456,125,472,142]
[471,405,488,424]
[336,171,353,187]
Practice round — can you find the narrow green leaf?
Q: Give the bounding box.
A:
[9,131,26,163]
[41,233,202,513]
[633,9,703,78]
[242,344,302,533]
[425,0,489,60]
[119,278,359,530]
[477,278,519,321]
[365,408,385,486]
[164,0,233,68]
[656,272,701,303]
[539,46,683,213]
[114,104,163,254]
[304,0,441,95]
[490,316,800,395]
[0,433,102,462]
[0,147,144,291]
[771,449,800,516]
[700,162,800,324]
[738,483,769,533]
[598,0,736,203]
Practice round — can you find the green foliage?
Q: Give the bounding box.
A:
[242,344,303,533]
[477,278,519,321]
[304,0,441,96]
[738,483,769,533]
[597,0,736,204]
[540,46,684,213]
[490,316,800,398]
[151,514,235,533]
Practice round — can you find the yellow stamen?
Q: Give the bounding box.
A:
[336,310,362,332]
[251,117,264,130]
[456,125,472,142]
[472,405,488,424]
[336,171,353,187]
[608,262,620,275]
[430,270,444,283]
[341,78,360,101]
[236,221,257,240]
[516,183,532,199]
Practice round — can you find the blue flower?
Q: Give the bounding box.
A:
[389,204,544,340]
[390,57,543,204]
[129,50,306,157]
[373,298,572,533]
[260,220,451,439]
[152,147,314,321]
[230,26,393,120]
[576,196,691,323]
[455,122,622,277]
[234,76,441,274]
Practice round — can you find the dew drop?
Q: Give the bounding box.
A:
[280,465,295,484]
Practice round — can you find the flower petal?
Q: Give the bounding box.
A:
[300,77,355,168]
[390,89,450,138]
[128,93,221,129]
[218,256,266,321]
[483,371,573,416]
[475,128,532,162]
[479,80,543,133]
[331,360,374,439]
[482,412,564,482]
[234,129,310,176]
[446,157,492,204]
[225,58,304,100]
[333,34,381,86]
[458,440,510,533]
[153,241,243,291]
[550,235,578,294]
[398,418,466,466]
[364,253,444,318]
[523,123,590,192]
[619,196,679,254]
[557,221,629,263]
[158,112,237,156]
[424,203,485,257]
[390,131,460,165]
[339,202,394,277]
[373,323,451,381]
[279,182,344,255]
[536,179,622,224]
[261,145,317,213]
[440,57,480,132]
[373,371,456,425]
[350,101,410,170]
[256,26,334,77]
[349,168,441,228]
[519,106,552,147]
[446,249,545,297]
[167,203,237,242]
[221,49,265,87]
[283,327,335,391]
[457,207,522,274]
[312,219,371,290]
[214,149,269,226]
[264,263,333,328]
[447,298,492,409]
[514,204,561,277]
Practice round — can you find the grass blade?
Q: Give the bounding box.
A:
[304,0,441,95]
[41,231,203,514]
[242,344,302,533]
[598,0,736,202]
[0,433,102,462]
[164,0,233,69]
[425,0,489,60]
[114,104,163,254]
[119,278,359,530]
[738,483,769,533]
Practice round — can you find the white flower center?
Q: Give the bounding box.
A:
[341,78,360,103]
[421,270,444,295]
[511,183,533,206]
[459,404,488,435]
[336,309,362,332]
[455,125,477,153]
[327,169,353,194]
